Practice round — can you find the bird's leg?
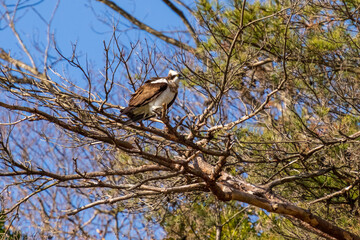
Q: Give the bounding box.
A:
[161,103,168,120]
[160,104,177,135]
[153,104,168,119]
[153,108,162,117]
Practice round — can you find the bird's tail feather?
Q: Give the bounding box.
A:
[122,114,153,125]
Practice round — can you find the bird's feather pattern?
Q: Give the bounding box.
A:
[128,82,168,107]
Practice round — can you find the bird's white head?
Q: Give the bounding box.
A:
[168,70,179,76]
[168,70,183,84]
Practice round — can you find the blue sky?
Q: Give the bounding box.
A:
[1,0,198,115]
[0,0,194,67]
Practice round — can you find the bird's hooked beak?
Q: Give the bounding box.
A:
[174,73,184,86]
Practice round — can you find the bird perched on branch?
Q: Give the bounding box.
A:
[121,70,182,124]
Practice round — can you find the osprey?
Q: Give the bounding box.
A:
[121,70,182,124]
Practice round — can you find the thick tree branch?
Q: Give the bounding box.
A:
[229,187,359,240]
[189,157,360,240]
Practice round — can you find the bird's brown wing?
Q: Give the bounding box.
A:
[128,82,168,107]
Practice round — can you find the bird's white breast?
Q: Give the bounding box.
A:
[149,86,176,113]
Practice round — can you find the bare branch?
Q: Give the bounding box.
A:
[308,178,360,204]
[66,183,205,216]
[162,0,200,46]
[96,0,196,52]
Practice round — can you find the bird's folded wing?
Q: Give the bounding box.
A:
[129,82,168,107]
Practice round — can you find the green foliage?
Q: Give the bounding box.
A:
[166,0,360,238]
[157,194,264,240]
[0,214,27,240]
